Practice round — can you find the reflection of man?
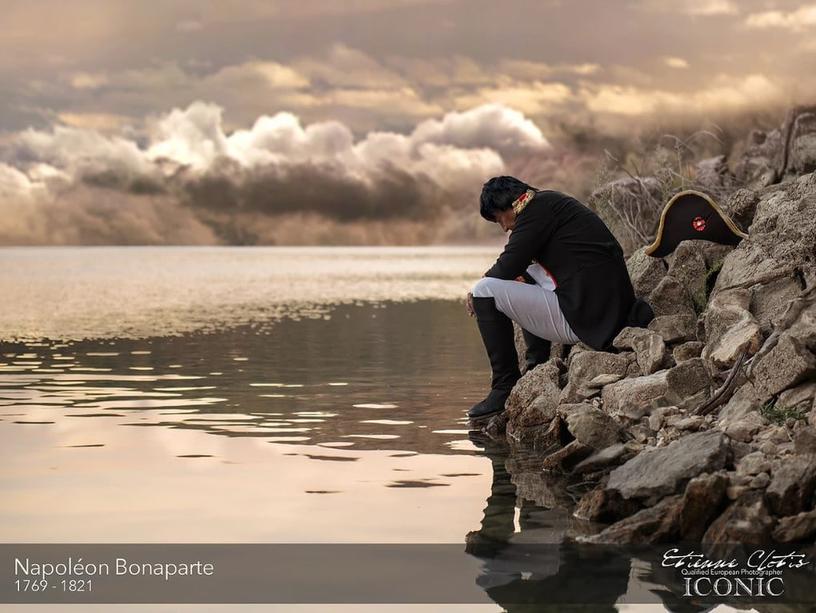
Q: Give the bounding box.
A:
[465,432,631,611]
[466,176,653,420]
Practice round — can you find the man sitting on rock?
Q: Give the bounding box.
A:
[466,176,653,421]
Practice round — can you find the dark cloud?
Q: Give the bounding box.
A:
[182,159,445,221]
[0,102,551,244]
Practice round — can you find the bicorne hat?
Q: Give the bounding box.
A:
[645,190,748,258]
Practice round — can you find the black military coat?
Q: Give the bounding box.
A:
[484,189,637,351]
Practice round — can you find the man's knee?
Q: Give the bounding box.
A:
[471,276,504,298]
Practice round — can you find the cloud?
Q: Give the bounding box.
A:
[207,61,311,90]
[69,72,109,90]
[683,0,738,16]
[67,60,310,95]
[36,49,445,134]
[386,55,493,88]
[13,124,153,176]
[410,103,549,156]
[0,101,552,244]
[175,19,203,32]
[57,112,133,131]
[0,162,42,199]
[638,0,738,16]
[498,60,601,79]
[745,5,816,31]
[579,73,780,117]
[663,57,689,69]
[453,81,573,116]
[293,44,405,89]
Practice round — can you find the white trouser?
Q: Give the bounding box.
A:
[471,263,581,345]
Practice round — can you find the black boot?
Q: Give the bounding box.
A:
[468,297,521,420]
[521,328,551,374]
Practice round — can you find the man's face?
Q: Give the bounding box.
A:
[494,208,517,233]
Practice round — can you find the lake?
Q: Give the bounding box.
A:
[0,247,752,611]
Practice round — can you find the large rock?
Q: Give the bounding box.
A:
[793,426,816,456]
[724,412,766,443]
[602,370,670,420]
[786,300,816,344]
[504,360,569,451]
[563,404,624,450]
[701,288,762,367]
[648,314,697,344]
[602,358,711,419]
[723,188,761,231]
[752,334,816,399]
[507,416,565,452]
[772,510,816,543]
[606,430,730,504]
[679,472,729,540]
[779,382,816,413]
[666,241,709,309]
[560,351,630,403]
[573,483,640,523]
[649,275,696,318]
[573,443,633,475]
[664,357,712,403]
[695,155,731,191]
[736,451,772,476]
[540,439,594,471]
[716,382,764,440]
[505,360,563,428]
[703,287,750,336]
[713,172,816,331]
[673,341,703,363]
[581,495,682,544]
[702,491,775,544]
[704,314,763,368]
[626,246,667,297]
[612,327,668,375]
[733,128,783,189]
[751,276,803,332]
[786,110,816,176]
[765,457,816,516]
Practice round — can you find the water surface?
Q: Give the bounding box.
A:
[0,247,771,611]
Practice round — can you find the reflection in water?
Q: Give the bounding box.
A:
[465,431,631,611]
[465,432,816,611]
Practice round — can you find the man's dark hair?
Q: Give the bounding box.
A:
[479,176,534,222]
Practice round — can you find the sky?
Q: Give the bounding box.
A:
[1,0,815,245]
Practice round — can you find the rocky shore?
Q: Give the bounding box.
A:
[478,107,816,545]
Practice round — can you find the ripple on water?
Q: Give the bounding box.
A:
[387,480,450,488]
[361,419,413,425]
[341,434,400,440]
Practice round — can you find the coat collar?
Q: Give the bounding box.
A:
[512,189,536,216]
